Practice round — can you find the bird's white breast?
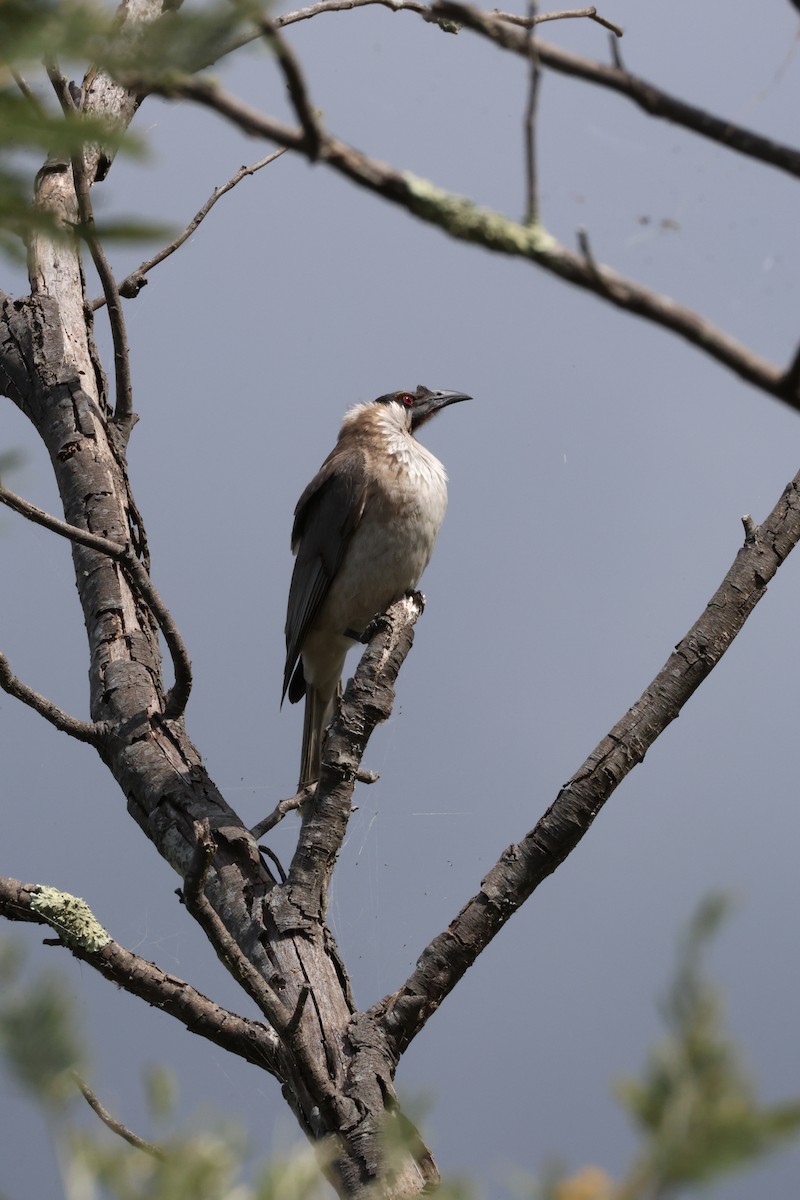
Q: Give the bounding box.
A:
[316,408,449,640]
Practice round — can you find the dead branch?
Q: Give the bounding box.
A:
[0,651,101,745]
[523,0,541,225]
[431,1,800,181]
[497,6,624,35]
[182,820,292,1036]
[275,594,424,929]
[372,471,800,1057]
[74,1075,166,1160]
[150,77,797,412]
[0,876,285,1078]
[0,486,192,721]
[93,150,287,308]
[258,19,324,158]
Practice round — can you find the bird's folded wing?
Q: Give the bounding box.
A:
[282,445,368,701]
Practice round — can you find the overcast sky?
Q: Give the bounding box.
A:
[3,2,800,1196]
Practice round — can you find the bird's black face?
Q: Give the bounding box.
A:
[375,384,471,430]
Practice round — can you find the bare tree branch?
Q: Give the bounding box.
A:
[272,595,424,929]
[11,70,45,112]
[93,150,288,308]
[0,877,285,1079]
[372,472,800,1057]
[202,0,798,190]
[74,1075,166,1160]
[259,19,324,158]
[523,0,541,225]
[431,1,800,181]
[496,6,623,35]
[183,820,293,1036]
[226,0,624,43]
[0,651,101,745]
[147,77,798,411]
[0,486,192,721]
[250,789,307,839]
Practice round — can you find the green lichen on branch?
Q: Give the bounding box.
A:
[400,171,558,255]
[30,887,111,952]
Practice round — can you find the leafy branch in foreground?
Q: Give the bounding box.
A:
[528,897,800,1200]
[0,0,255,258]
[3,898,797,1200]
[614,895,800,1199]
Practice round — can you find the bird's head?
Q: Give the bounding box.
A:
[375,384,471,431]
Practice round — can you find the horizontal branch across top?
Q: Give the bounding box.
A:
[432,1,800,182]
[152,78,798,413]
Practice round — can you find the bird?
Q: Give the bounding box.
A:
[283,384,470,790]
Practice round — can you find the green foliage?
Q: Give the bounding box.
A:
[0,942,86,1107]
[4,898,799,1199]
[0,0,255,259]
[103,2,257,87]
[615,894,800,1197]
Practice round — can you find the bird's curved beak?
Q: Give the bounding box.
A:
[411,387,471,428]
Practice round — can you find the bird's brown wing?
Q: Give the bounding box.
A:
[282,444,368,703]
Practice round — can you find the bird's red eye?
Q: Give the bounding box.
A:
[400,393,414,407]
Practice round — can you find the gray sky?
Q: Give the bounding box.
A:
[3,1,800,1196]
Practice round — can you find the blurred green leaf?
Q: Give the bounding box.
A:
[615,894,800,1196]
[0,0,251,258]
[0,958,86,1107]
[143,1063,177,1122]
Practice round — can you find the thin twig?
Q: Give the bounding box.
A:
[523,0,541,225]
[0,486,192,721]
[47,63,134,430]
[495,6,623,36]
[279,0,427,35]
[0,651,102,744]
[213,0,620,52]
[258,18,324,158]
[0,876,284,1078]
[11,71,46,113]
[576,225,601,280]
[183,821,292,1036]
[258,843,288,883]
[250,789,308,839]
[93,151,287,309]
[74,1074,166,1160]
[782,338,800,396]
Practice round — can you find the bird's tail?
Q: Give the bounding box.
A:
[299,684,340,790]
